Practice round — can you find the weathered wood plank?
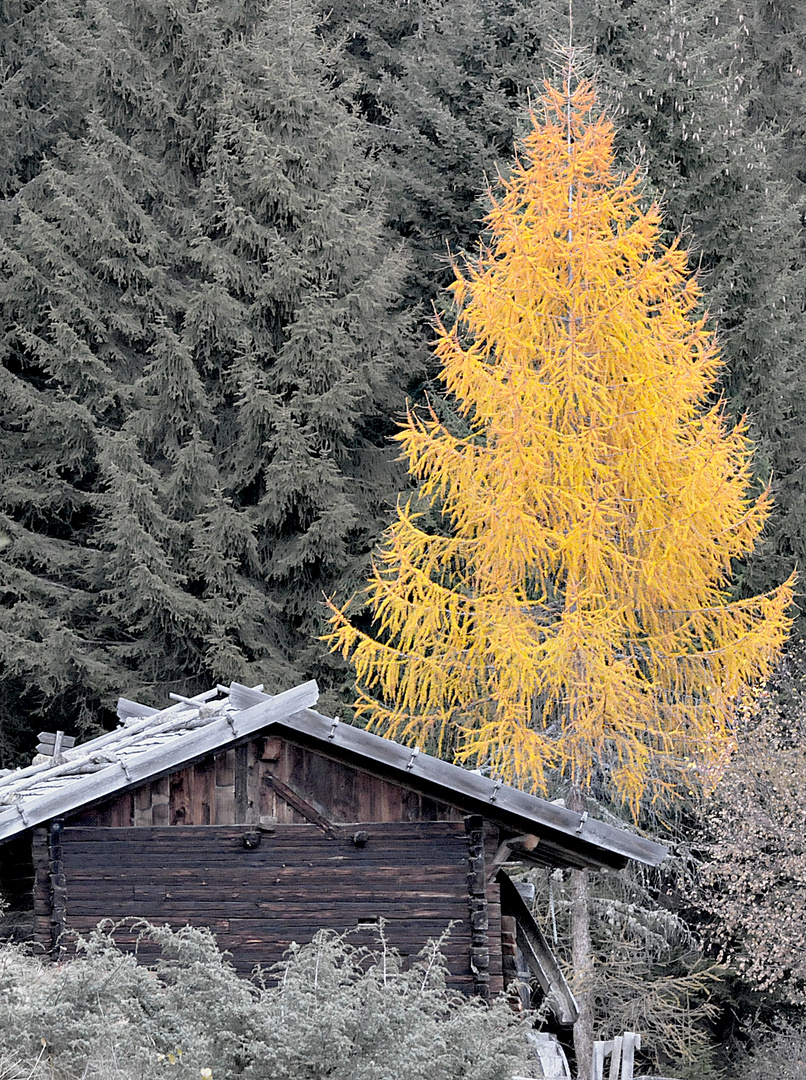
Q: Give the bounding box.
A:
[66,889,467,911]
[109,794,133,827]
[60,849,469,873]
[234,745,248,824]
[31,827,51,952]
[48,820,67,960]
[60,821,467,842]
[214,782,235,824]
[134,784,153,813]
[216,749,235,788]
[60,855,468,877]
[169,768,191,825]
[65,868,468,894]
[261,737,282,762]
[133,784,154,826]
[485,824,503,993]
[59,834,468,853]
[63,862,469,886]
[190,757,214,826]
[246,741,261,823]
[151,776,170,828]
[62,900,468,919]
[60,830,467,851]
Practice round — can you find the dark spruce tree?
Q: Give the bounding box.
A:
[0,0,414,763]
[0,0,89,198]
[318,0,546,314]
[747,0,806,186]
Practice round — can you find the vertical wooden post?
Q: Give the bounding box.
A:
[235,744,249,824]
[591,1033,638,1080]
[621,1032,641,1080]
[465,815,490,1000]
[569,784,595,1080]
[591,1041,606,1080]
[608,1035,624,1080]
[48,819,66,960]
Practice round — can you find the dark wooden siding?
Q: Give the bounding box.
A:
[0,832,36,944]
[56,821,477,990]
[41,736,503,994]
[66,737,462,830]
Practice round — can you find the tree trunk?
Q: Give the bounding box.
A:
[571,866,595,1079]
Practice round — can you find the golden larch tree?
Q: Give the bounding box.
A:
[326,75,794,814]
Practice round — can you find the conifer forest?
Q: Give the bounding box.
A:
[3,0,806,1076]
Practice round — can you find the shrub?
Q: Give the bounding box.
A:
[0,922,530,1080]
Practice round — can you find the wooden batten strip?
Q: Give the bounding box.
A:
[263,774,336,835]
[117,699,161,721]
[226,684,269,711]
[48,820,66,960]
[59,821,467,840]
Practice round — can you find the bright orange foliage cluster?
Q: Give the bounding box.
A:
[326,76,794,810]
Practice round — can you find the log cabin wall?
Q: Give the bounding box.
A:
[50,820,491,993]
[31,827,49,950]
[0,832,37,944]
[30,734,505,994]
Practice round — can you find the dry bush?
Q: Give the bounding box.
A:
[694,642,806,1005]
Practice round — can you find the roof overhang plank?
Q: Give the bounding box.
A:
[0,679,666,876]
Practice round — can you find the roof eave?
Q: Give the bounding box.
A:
[268,708,667,870]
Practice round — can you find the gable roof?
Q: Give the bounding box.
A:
[0,681,666,871]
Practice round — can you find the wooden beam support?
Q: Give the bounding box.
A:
[263,774,336,836]
[488,832,539,882]
[498,870,579,1025]
[234,745,249,825]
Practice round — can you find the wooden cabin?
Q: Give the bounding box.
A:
[0,681,665,1020]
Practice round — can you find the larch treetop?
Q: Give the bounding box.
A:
[327,74,795,812]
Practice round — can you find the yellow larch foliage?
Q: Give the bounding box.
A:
[326,75,795,811]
